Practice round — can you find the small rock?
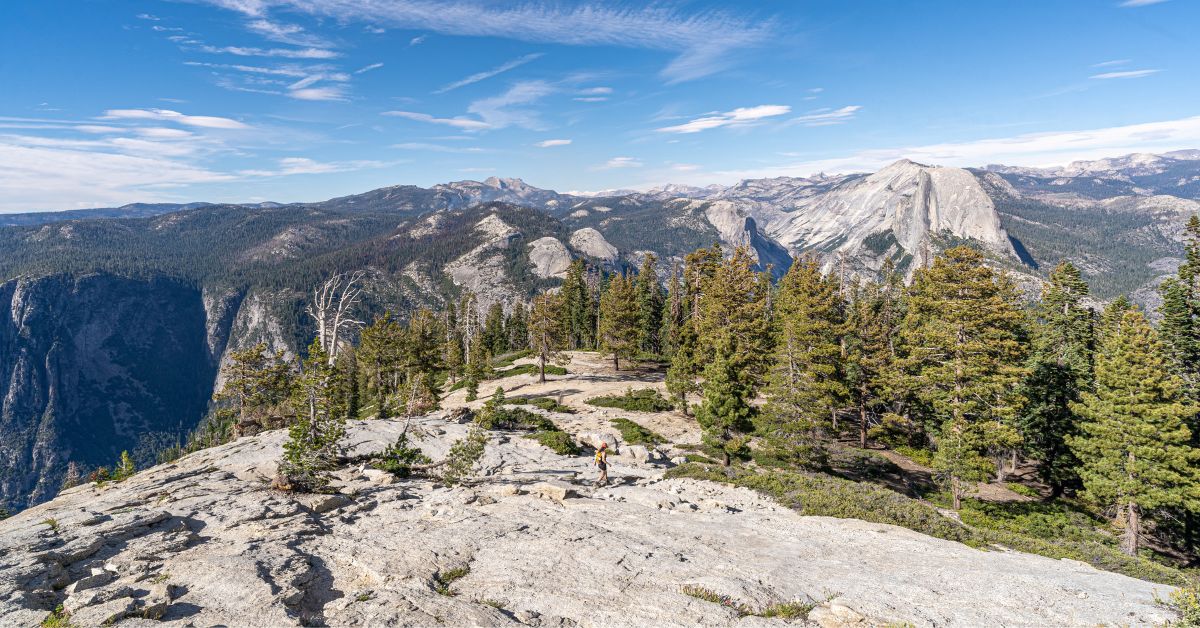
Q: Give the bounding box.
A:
[362,469,395,486]
[530,481,575,503]
[494,484,522,497]
[64,569,114,594]
[625,445,650,464]
[304,494,354,514]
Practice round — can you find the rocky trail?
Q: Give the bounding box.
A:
[0,395,1180,626]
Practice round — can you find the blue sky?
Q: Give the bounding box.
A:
[1,0,1198,212]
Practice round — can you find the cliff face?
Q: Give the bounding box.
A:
[0,275,221,511]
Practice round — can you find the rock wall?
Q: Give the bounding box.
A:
[0,275,221,511]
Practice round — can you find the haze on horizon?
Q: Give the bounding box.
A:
[1,0,1198,212]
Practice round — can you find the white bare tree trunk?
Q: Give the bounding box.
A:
[306,272,366,365]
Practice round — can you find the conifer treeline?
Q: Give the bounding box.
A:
[214,226,1200,558]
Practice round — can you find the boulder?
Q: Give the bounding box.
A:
[529,481,575,503]
[577,432,619,454]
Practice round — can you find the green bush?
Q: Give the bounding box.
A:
[525,430,579,456]
[611,418,666,446]
[680,584,816,620]
[1163,583,1200,627]
[475,388,557,431]
[434,565,470,596]
[505,396,575,413]
[493,363,567,379]
[373,432,432,477]
[1004,482,1041,498]
[893,445,934,467]
[587,388,673,412]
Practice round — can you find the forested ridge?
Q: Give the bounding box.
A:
[121,217,1200,601]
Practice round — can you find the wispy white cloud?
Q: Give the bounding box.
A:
[579,86,612,95]
[136,13,160,20]
[466,80,555,130]
[240,156,388,176]
[245,18,329,47]
[0,139,233,211]
[355,62,384,74]
[197,44,338,59]
[714,115,1200,181]
[409,34,426,46]
[597,156,642,169]
[1089,69,1161,79]
[536,139,571,147]
[656,104,791,134]
[288,85,349,101]
[1091,59,1131,68]
[434,53,543,94]
[194,0,773,82]
[790,105,861,127]
[1119,0,1168,6]
[101,108,250,129]
[382,110,492,130]
[392,142,485,153]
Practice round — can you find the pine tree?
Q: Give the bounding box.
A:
[113,450,136,481]
[633,253,665,355]
[1159,215,1200,389]
[1069,308,1200,555]
[278,339,348,492]
[442,304,465,386]
[506,302,529,351]
[695,338,755,466]
[482,302,507,356]
[464,330,489,402]
[598,272,641,371]
[528,292,568,382]
[661,262,685,359]
[843,263,903,448]
[401,308,443,415]
[1019,261,1094,495]
[692,247,770,461]
[932,417,995,509]
[757,257,845,466]
[560,260,596,349]
[898,247,1027,489]
[215,342,292,430]
[358,314,405,419]
[665,246,722,410]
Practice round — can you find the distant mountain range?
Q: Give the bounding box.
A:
[1,150,1198,511]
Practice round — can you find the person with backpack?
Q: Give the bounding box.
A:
[594,442,609,486]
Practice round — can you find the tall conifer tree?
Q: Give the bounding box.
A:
[1019,261,1094,495]
[1070,308,1200,555]
[598,273,640,370]
[757,257,845,466]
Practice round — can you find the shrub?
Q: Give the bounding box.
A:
[41,605,72,628]
[440,428,488,487]
[611,418,666,446]
[1163,583,1200,627]
[1005,482,1041,498]
[587,388,673,412]
[492,363,567,379]
[680,584,816,620]
[893,445,935,468]
[504,396,575,414]
[373,432,432,477]
[434,565,471,596]
[525,430,579,456]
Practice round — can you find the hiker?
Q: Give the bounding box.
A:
[594,442,609,486]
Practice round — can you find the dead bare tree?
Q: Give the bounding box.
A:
[306,271,366,364]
